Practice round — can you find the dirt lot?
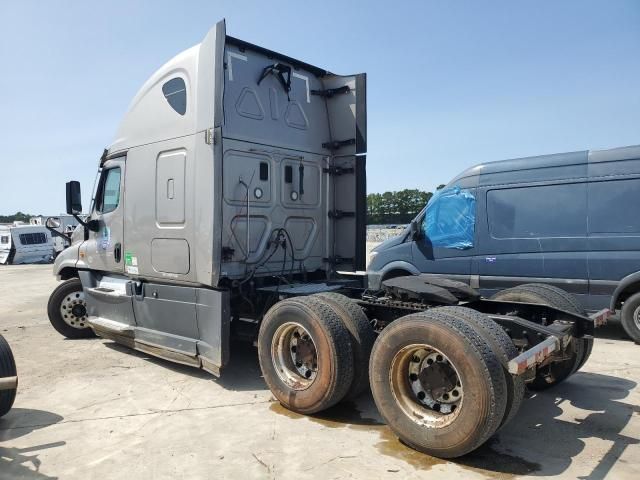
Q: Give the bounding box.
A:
[1,264,639,479]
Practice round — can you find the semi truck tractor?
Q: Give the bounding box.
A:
[47,20,600,458]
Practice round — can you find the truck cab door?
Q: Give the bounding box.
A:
[83,157,125,273]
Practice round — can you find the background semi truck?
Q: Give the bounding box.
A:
[47,20,600,458]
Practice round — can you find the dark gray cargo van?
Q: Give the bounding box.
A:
[367,145,640,342]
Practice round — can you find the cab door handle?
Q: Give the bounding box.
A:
[114,243,122,263]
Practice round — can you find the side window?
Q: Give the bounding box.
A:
[96,168,122,214]
[19,232,48,245]
[1,235,9,244]
[487,183,586,238]
[422,187,476,249]
[589,178,640,234]
[162,78,187,115]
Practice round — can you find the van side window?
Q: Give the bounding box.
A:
[487,183,586,238]
[422,187,476,249]
[96,168,122,214]
[589,178,640,234]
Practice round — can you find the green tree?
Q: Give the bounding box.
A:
[367,189,437,225]
[0,211,35,224]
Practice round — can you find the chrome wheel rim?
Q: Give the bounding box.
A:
[390,344,464,428]
[60,290,89,329]
[634,306,640,330]
[271,322,318,390]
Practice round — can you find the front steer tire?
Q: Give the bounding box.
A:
[369,310,507,458]
[258,296,354,415]
[47,278,95,339]
[0,334,17,417]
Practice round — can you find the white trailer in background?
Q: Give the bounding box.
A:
[0,223,53,264]
[32,215,81,256]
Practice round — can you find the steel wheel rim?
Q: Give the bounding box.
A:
[60,290,88,329]
[389,344,464,428]
[634,306,640,330]
[271,322,318,390]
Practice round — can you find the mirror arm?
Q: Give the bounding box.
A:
[44,224,72,243]
[72,213,99,233]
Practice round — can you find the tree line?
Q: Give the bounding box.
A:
[367,186,445,225]
[0,212,34,224]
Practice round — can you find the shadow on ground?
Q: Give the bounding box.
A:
[270,372,638,479]
[104,339,266,391]
[102,337,637,478]
[0,408,65,479]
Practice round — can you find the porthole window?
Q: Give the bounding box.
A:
[162,77,187,115]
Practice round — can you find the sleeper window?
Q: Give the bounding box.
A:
[162,78,187,115]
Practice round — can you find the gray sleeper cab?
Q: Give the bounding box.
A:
[50,20,367,374]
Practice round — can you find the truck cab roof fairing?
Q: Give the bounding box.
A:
[107,20,338,157]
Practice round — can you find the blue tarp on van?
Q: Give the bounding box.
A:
[423,186,475,249]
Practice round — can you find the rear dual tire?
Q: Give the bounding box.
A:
[258,296,355,414]
[369,309,510,458]
[313,292,375,400]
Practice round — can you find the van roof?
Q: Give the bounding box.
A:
[449,144,640,185]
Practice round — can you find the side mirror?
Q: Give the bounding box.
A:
[45,217,61,229]
[66,181,82,214]
[410,220,420,239]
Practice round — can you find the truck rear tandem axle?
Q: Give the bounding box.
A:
[245,275,597,458]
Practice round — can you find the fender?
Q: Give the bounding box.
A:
[52,243,83,280]
[368,260,420,291]
[610,271,640,310]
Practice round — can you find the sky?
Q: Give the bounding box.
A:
[0,0,639,215]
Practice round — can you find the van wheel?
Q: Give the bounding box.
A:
[258,296,354,415]
[490,284,589,389]
[313,293,376,400]
[369,310,507,458]
[435,306,525,429]
[47,278,95,339]
[0,334,17,417]
[621,292,640,344]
